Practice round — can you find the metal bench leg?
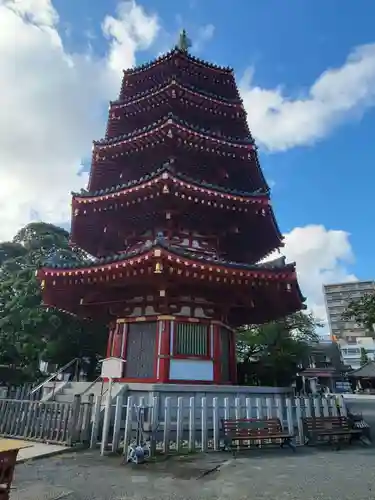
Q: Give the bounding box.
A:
[283,438,296,452]
[331,436,341,451]
[222,437,231,452]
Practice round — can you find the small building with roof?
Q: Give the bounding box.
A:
[349,361,375,393]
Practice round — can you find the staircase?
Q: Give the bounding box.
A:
[31,359,126,409]
[41,380,126,405]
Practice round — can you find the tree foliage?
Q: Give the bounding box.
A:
[360,347,369,366]
[236,312,321,387]
[343,292,375,334]
[0,222,107,384]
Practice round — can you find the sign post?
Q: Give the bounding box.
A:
[99,357,125,456]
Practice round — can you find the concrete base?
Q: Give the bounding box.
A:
[119,382,293,422]
[45,380,292,401]
[124,382,292,399]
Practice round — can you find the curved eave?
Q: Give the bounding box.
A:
[294,278,306,305]
[112,79,242,109]
[38,240,298,278]
[268,206,284,244]
[72,167,268,205]
[38,244,304,320]
[94,115,253,150]
[123,48,233,77]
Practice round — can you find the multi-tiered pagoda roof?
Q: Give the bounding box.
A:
[38,33,304,384]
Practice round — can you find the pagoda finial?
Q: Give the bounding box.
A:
[178,29,191,53]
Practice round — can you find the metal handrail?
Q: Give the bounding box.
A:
[29,357,79,395]
[80,377,109,399]
[80,376,102,397]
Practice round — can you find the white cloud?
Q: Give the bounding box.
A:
[240,43,375,151]
[192,24,215,52]
[0,0,159,241]
[102,0,159,75]
[6,0,58,26]
[280,225,357,324]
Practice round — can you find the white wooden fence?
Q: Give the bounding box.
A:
[0,395,93,445]
[91,394,347,455]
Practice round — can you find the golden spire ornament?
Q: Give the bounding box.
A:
[178,29,192,53]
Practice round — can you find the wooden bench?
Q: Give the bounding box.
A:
[0,440,31,500]
[302,416,362,449]
[222,418,296,456]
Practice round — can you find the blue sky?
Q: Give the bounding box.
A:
[1,0,374,322]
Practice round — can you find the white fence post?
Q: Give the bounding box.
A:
[285,397,294,435]
[163,397,171,454]
[223,397,230,420]
[122,396,134,458]
[275,396,283,424]
[245,397,252,419]
[266,397,273,419]
[295,397,304,445]
[201,397,208,452]
[150,396,159,456]
[176,397,184,453]
[338,395,347,417]
[330,396,338,417]
[111,394,123,453]
[313,397,322,417]
[213,397,220,451]
[304,397,312,418]
[188,397,196,452]
[322,396,329,417]
[90,395,102,449]
[234,397,241,420]
[255,397,262,419]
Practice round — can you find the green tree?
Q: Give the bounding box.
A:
[236,312,321,387]
[343,292,375,334]
[360,347,369,366]
[0,222,107,384]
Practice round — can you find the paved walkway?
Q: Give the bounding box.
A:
[11,446,375,499]
[0,438,69,463]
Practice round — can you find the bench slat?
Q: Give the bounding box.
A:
[222,418,292,439]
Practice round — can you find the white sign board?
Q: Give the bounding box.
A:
[100,357,125,379]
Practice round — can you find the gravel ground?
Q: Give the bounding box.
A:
[11,445,375,500]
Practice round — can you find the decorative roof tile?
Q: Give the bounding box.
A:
[123,48,233,77]
[72,161,269,199]
[41,236,296,273]
[94,113,253,147]
[349,361,375,378]
[112,77,241,106]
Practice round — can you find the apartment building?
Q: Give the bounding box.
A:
[339,337,375,370]
[323,280,375,341]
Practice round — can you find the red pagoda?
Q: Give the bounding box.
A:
[38,32,304,385]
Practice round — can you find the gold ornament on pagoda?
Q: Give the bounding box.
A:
[154,262,163,274]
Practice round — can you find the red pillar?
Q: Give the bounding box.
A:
[106,323,115,357]
[120,323,128,360]
[212,323,222,384]
[229,329,238,384]
[111,323,124,358]
[158,318,171,382]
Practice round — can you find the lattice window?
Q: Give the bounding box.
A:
[175,323,209,357]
